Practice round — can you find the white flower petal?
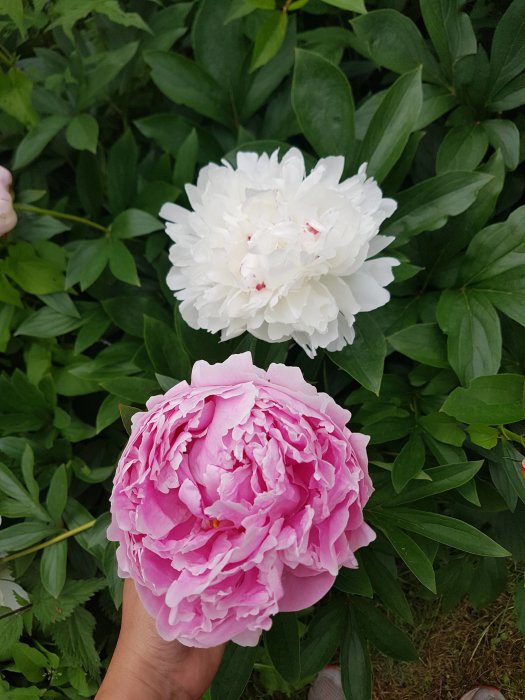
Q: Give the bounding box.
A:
[161,150,397,356]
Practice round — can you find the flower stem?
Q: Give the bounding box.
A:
[0,604,32,621]
[14,203,108,234]
[0,519,97,564]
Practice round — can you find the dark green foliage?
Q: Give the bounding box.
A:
[0,1,524,698]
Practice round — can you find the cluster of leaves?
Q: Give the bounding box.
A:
[0,0,524,698]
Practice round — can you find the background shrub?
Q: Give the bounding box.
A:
[0,1,524,698]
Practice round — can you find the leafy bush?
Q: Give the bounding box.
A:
[0,0,524,698]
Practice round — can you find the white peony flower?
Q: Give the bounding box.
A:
[161,148,398,357]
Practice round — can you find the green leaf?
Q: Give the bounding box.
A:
[0,462,47,521]
[469,557,508,610]
[361,552,413,623]
[354,600,417,660]
[242,17,296,120]
[108,240,140,287]
[96,394,121,433]
[265,612,300,683]
[118,403,141,435]
[476,267,525,327]
[374,523,436,592]
[436,289,501,385]
[12,642,47,682]
[46,465,68,523]
[466,424,499,450]
[173,128,199,188]
[0,522,57,552]
[48,0,150,37]
[384,172,492,241]
[335,565,373,597]
[489,0,525,95]
[322,0,366,11]
[210,642,258,700]
[15,308,84,339]
[144,315,191,382]
[391,432,426,493]
[0,67,38,128]
[419,413,465,447]
[359,67,422,182]
[292,48,355,159]
[111,209,163,239]
[66,239,109,291]
[0,608,24,655]
[300,597,347,676]
[460,206,525,285]
[494,442,525,508]
[226,0,275,22]
[65,114,99,154]
[21,445,39,502]
[388,323,448,368]
[40,540,67,598]
[436,124,489,174]
[420,0,477,78]
[482,120,520,171]
[378,508,510,557]
[340,609,372,700]
[351,10,441,81]
[145,51,231,127]
[193,0,248,92]
[386,461,483,506]
[33,578,105,628]
[251,12,288,72]
[5,244,65,295]
[106,130,138,216]
[51,607,99,678]
[102,295,171,337]
[489,73,525,111]
[327,316,386,394]
[100,377,158,404]
[13,115,69,170]
[441,374,525,425]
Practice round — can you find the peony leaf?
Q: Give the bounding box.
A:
[265,612,300,683]
[385,171,493,242]
[354,599,418,660]
[488,0,525,96]
[441,374,525,426]
[377,508,510,557]
[145,51,232,127]
[250,11,288,72]
[327,316,386,395]
[340,608,372,700]
[358,66,422,182]
[436,124,488,174]
[391,432,426,493]
[118,404,141,436]
[388,323,448,368]
[351,9,441,81]
[292,48,355,160]
[210,643,258,700]
[436,289,501,385]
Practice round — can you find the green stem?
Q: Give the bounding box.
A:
[14,203,108,234]
[0,519,97,565]
[0,604,32,621]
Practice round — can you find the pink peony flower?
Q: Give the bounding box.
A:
[108,353,375,648]
[0,166,17,236]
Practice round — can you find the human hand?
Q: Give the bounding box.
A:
[96,580,225,700]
